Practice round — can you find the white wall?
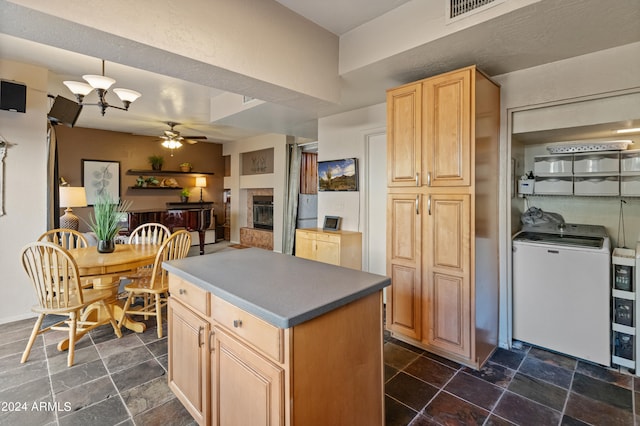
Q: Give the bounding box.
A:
[317,104,386,271]
[493,41,640,348]
[0,60,49,323]
[222,133,288,252]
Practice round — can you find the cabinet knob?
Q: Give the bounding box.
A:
[179,288,186,295]
[233,319,242,328]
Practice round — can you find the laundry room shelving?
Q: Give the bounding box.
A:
[611,247,639,370]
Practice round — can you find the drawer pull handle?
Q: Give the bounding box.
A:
[198,326,204,347]
[233,319,242,328]
[415,173,420,187]
[179,288,186,295]
[427,172,431,186]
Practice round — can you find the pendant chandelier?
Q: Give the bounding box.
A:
[63,60,141,116]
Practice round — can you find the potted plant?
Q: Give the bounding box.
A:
[148,155,164,171]
[88,193,133,253]
[179,162,192,172]
[180,188,190,203]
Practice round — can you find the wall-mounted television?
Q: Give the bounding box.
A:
[318,158,358,191]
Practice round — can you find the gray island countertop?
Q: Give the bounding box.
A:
[163,247,391,328]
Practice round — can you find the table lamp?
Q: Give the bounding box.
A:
[59,186,87,230]
[195,177,207,203]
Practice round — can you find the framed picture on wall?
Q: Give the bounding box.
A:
[318,158,358,191]
[82,159,120,205]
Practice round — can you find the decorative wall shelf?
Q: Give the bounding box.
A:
[127,169,214,176]
[128,186,183,190]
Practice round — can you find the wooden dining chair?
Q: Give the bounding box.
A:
[119,229,192,338]
[128,223,171,245]
[20,241,122,367]
[38,228,89,250]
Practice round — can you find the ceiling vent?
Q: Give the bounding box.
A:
[447,0,503,21]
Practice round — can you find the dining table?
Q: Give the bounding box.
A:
[61,243,161,347]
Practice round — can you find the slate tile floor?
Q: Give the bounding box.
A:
[384,334,638,426]
[1,315,637,426]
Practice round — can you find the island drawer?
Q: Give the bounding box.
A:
[168,275,210,316]
[211,295,283,363]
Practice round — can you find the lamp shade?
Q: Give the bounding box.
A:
[195,177,207,188]
[82,74,115,90]
[59,186,87,208]
[63,81,94,96]
[113,88,142,102]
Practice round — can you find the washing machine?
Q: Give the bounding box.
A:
[512,222,611,365]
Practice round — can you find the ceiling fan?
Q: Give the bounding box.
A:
[160,122,207,155]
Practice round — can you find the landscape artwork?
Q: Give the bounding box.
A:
[318,158,358,191]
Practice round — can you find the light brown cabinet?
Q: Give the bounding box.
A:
[386,65,500,369]
[168,273,385,425]
[167,280,210,425]
[295,228,362,270]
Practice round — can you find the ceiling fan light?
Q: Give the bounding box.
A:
[113,88,141,102]
[162,139,183,149]
[83,74,115,90]
[63,80,94,96]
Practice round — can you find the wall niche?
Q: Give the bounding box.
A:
[241,148,274,175]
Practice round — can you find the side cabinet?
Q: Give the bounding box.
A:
[295,228,362,270]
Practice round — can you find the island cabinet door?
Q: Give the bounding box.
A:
[211,326,284,426]
[168,298,210,426]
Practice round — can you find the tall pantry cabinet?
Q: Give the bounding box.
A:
[386,65,500,369]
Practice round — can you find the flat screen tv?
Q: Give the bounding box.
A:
[318,158,358,191]
[48,95,82,127]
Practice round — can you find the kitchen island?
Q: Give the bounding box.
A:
[163,247,391,426]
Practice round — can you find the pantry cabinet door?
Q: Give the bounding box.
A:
[423,194,471,359]
[423,69,471,187]
[387,83,422,187]
[386,193,422,340]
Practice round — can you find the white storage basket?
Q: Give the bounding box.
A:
[621,176,640,196]
[534,154,573,176]
[574,175,619,196]
[534,176,573,195]
[621,150,640,174]
[573,152,619,174]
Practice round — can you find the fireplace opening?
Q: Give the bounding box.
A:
[253,195,273,230]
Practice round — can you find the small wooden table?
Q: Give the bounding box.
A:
[68,244,160,334]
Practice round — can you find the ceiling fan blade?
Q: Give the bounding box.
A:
[184,138,201,145]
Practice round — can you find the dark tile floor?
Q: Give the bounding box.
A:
[2,315,636,426]
[384,333,638,426]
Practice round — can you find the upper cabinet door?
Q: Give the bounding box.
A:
[387,83,422,187]
[423,68,472,187]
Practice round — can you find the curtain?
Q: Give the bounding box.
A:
[299,152,317,194]
[283,143,302,255]
[46,123,59,229]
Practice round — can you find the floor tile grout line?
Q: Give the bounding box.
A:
[42,335,62,426]
[91,329,137,425]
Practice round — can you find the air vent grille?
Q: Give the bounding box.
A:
[449,0,497,18]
